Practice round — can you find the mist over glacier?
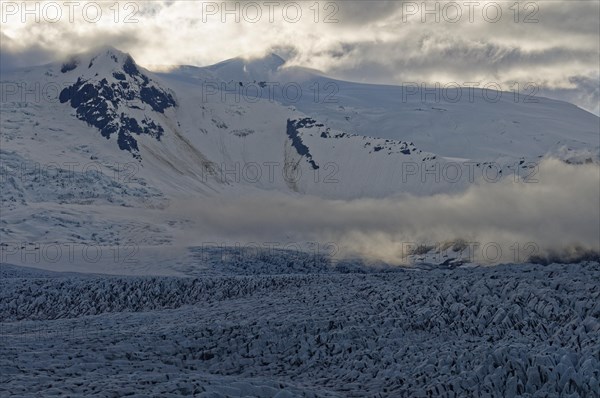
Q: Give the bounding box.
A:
[166,157,599,264]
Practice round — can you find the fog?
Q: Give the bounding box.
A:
[169,157,600,265]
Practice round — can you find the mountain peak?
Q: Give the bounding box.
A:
[59,46,135,75]
[257,52,286,66]
[206,52,287,82]
[56,46,176,159]
[86,45,128,58]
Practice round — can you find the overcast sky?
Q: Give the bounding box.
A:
[1,0,599,114]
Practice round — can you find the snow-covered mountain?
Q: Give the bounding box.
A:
[2,47,598,197]
[163,51,600,159]
[1,46,599,266]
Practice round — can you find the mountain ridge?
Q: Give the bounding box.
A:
[1,46,599,199]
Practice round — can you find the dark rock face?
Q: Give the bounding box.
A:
[59,58,176,159]
[61,59,79,73]
[140,86,176,113]
[123,55,146,82]
[286,119,319,170]
[291,116,422,158]
[294,117,317,129]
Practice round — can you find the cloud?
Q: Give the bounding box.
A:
[0,1,598,113]
[539,75,600,116]
[0,33,55,72]
[168,158,600,265]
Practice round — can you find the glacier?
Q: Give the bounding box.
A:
[1,260,599,397]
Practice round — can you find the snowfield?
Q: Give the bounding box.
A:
[1,261,599,397]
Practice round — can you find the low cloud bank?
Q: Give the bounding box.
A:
[171,158,599,265]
